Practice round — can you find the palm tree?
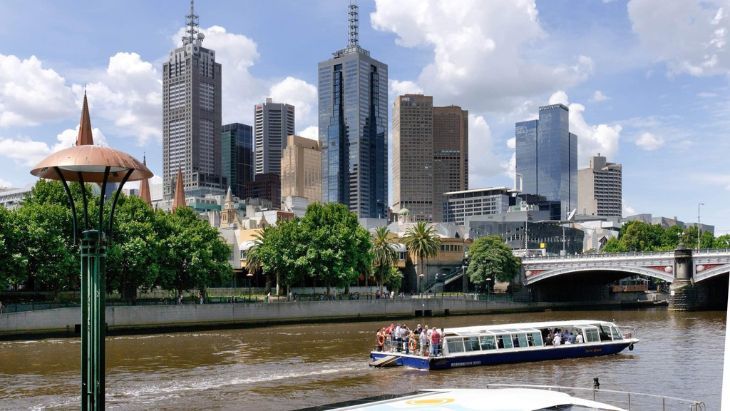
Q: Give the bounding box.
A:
[403,222,441,293]
[371,226,397,292]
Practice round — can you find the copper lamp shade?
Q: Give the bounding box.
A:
[30,145,152,183]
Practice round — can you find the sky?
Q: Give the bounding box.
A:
[0,0,728,232]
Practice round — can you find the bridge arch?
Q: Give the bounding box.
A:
[526,265,674,285]
[694,265,730,283]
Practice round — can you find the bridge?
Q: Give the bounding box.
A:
[521,247,730,310]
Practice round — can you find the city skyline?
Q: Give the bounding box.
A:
[0,0,727,230]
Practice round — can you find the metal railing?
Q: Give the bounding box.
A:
[483,383,705,411]
[522,251,675,261]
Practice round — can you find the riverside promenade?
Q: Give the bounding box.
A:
[0,296,646,339]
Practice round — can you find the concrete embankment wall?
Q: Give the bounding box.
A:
[0,298,641,339]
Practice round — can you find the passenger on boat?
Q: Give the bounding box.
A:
[575,332,584,344]
[376,328,385,352]
[419,327,429,356]
[552,332,562,346]
[401,325,410,353]
[394,324,402,352]
[430,327,441,356]
[546,330,554,346]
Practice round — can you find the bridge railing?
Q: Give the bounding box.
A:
[694,248,730,255]
[521,251,675,261]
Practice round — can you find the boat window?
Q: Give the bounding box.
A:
[610,326,623,340]
[446,338,465,354]
[598,325,613,341]
[464,336,481,352]
[584,328,600,343]
[527,332,543,347]
[512,333,528,348]
[497,335,513,349]
[479,335,496,350]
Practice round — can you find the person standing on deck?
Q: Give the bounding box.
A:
[419,327,429,356]
[430,327,441,356]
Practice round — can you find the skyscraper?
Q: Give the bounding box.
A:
[254,98,295,176]
[281,135,321,204]
[515,104,577,217]
[392,94,434,221]
[578,154,622,217]
[319,2,388,219]
[162,1,222,199]
[221,123,253,199]
[392,95,468,222]
[433,105,468,222]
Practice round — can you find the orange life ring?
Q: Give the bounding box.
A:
[377,333,385,346]
[409,338,417,352]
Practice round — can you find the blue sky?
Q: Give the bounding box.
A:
[0,0,728,232]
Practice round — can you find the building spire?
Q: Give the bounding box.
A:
[139,154,152,206]
[183,0,200,46]
[348,1,359,48]
[172,167,186,212]
[76,92,94,146]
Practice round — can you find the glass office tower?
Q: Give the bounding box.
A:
[515,104,577,218]
[221,123,253,199]
[318,3,388,218]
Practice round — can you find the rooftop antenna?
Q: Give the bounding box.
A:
[183,0,200,46]
[348,1,359,48]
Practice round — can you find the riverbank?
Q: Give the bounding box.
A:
[0,297,663,340]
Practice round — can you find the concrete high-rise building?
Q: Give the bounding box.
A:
[433,105,468,221]
[578,154,622,217]
[392,94,434,221]
[254,98,294,176]
[281,135,321,204]
[319,2,388,219]
[162,2,222,199]
[515,104,577,218]
[391,95,469,222]
[221,123,253,199]
[443,187,511,225]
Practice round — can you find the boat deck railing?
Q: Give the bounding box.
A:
[618,325,637,339]
[482,383,705,411]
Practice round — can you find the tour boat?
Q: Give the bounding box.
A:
[369,320,638,370]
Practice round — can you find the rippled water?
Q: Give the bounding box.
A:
[0,308,724,410]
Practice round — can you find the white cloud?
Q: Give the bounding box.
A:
[635,131,664,151]
[591,90,609,102]
[269,76,318,133]
[469,114,506,183]
[0,127,107,167]
[628,0,730,76]
[0,178,12,189]
[623,203,637,217]
[299,126,319,140]
[691,172,730,191]
[371,0,593,112]
[548,91,622,165]
[506,137,516,149]
[77,52,161,145]
[0,54,76,127]
[389,79,423,98]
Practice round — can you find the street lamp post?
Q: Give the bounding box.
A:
[698,202,705,251]
[30,95,151,411]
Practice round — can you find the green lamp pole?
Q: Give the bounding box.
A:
[31,95,152,410]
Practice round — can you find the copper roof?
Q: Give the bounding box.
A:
[172,168,185,212]
[138,155,152,205]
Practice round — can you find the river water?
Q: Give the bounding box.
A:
[0,309,725,410]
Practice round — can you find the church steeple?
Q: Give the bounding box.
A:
[76,93,94,146]
[139,155,152,206]
[172,168,186,212]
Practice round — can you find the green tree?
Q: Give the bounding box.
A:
[371,226,397,292]
[299,203,372,295]
[156,207,232,299]
[467,235,520,287]
[383,266,403,294]
[0,206,27,290]
[106,195,159,303]
[619,221,664,251]
[403,222,440,292]
[715,234,730,249]
[601,237,626,253]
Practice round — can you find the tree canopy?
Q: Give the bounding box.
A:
[602,221,724,253]
[467,235,521,286]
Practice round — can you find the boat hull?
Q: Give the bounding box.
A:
[370,340,636,370]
